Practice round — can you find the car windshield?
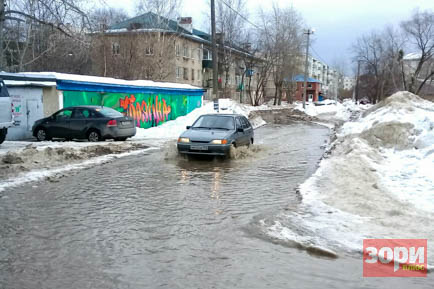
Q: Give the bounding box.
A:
[192,115,235,130]
[96,107,123,118]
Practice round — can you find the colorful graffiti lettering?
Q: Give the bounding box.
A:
[120,94,172,127]
[63,90,202,129]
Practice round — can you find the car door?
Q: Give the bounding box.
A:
[241,116,253,144]
[234,117,246,145]
[48,108,73,138]
[70,108,91,138]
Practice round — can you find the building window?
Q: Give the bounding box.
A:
[191,68,195,81]
[145,46,154,55]
[183,45,189,58]
[308,83,312,88]
[176,43,180,57]
[183,68,188,80]
[176,67,182,79]
[197,49,201,60]
[112,42,120,55]
[197,70,201,81]
[203,49,211,60]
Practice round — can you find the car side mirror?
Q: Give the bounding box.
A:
[237,128,244,133]
[186,125,191,129]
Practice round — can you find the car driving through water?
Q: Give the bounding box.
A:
[177,114,254,157]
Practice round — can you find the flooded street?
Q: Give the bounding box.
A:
[0,123,431,289]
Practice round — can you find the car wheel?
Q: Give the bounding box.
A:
[87,130,101,142]
[35,128,49,142]
[115,137,127,141]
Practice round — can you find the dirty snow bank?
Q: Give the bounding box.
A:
[133,99,268,141]
[295,99,369,122]
[0,141,151,192]
[267,91,434,261]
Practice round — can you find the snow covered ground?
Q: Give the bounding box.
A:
[295,99,370,122]
[265,91,434,268]
[132,98,271,142]
[132,98,360,143]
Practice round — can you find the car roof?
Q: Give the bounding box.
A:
[62,105,113,110]
[200,113,244,118]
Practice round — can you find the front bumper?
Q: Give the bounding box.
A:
[0,121,14,129]
[177,143,231,156]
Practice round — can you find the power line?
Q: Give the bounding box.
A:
[218,0,260,29]
[310,45,329,67]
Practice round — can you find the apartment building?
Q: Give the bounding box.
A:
[303,55,340,100]
[91,12,258,101]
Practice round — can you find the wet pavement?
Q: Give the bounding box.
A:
[0,123,432,288]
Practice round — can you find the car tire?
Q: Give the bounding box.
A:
[35,128,50,142]
[87,130,101,142]
[0,128,6,144]
[115,137,127,141]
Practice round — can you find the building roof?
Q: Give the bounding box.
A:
[403,52,422,61]
[291,75,321,83]
[0,72,205,95]
[109,12,211,40]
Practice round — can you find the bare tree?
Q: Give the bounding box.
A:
[89,7,129,32]
[92,0,182,81]
[401,9,434,95]
[1,0,92,72]
[215,0,247,98]
[259,3,304,105]
[135,0,181,20]
[352,31,389,103]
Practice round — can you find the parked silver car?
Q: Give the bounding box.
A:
[177,114,254,156]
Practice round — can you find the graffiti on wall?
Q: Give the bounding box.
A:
[119,94,171,127]
[63,91,202,128]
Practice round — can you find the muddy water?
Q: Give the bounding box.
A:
[0,123,431,289]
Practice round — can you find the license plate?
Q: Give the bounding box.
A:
[190,145,208,151]
[122,121,131,125]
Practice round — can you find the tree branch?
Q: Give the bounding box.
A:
[5,10,73,37]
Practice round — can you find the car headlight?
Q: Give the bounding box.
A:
[211,139,228,144]
[178,137,190,143]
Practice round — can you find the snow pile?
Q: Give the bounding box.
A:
[133,99,267,140]
[293,91,434,259]
[294,99,364,122]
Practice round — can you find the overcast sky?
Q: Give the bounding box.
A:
[106,0,433,74]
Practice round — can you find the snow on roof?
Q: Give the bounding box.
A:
[19,72,204,91]
[4,80,57,87]
[403,52,421,60]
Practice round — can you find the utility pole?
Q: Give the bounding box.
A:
[0,0,5,70]
[355,59,361,103]
[303,29,314,109]
[211,0,218,100]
